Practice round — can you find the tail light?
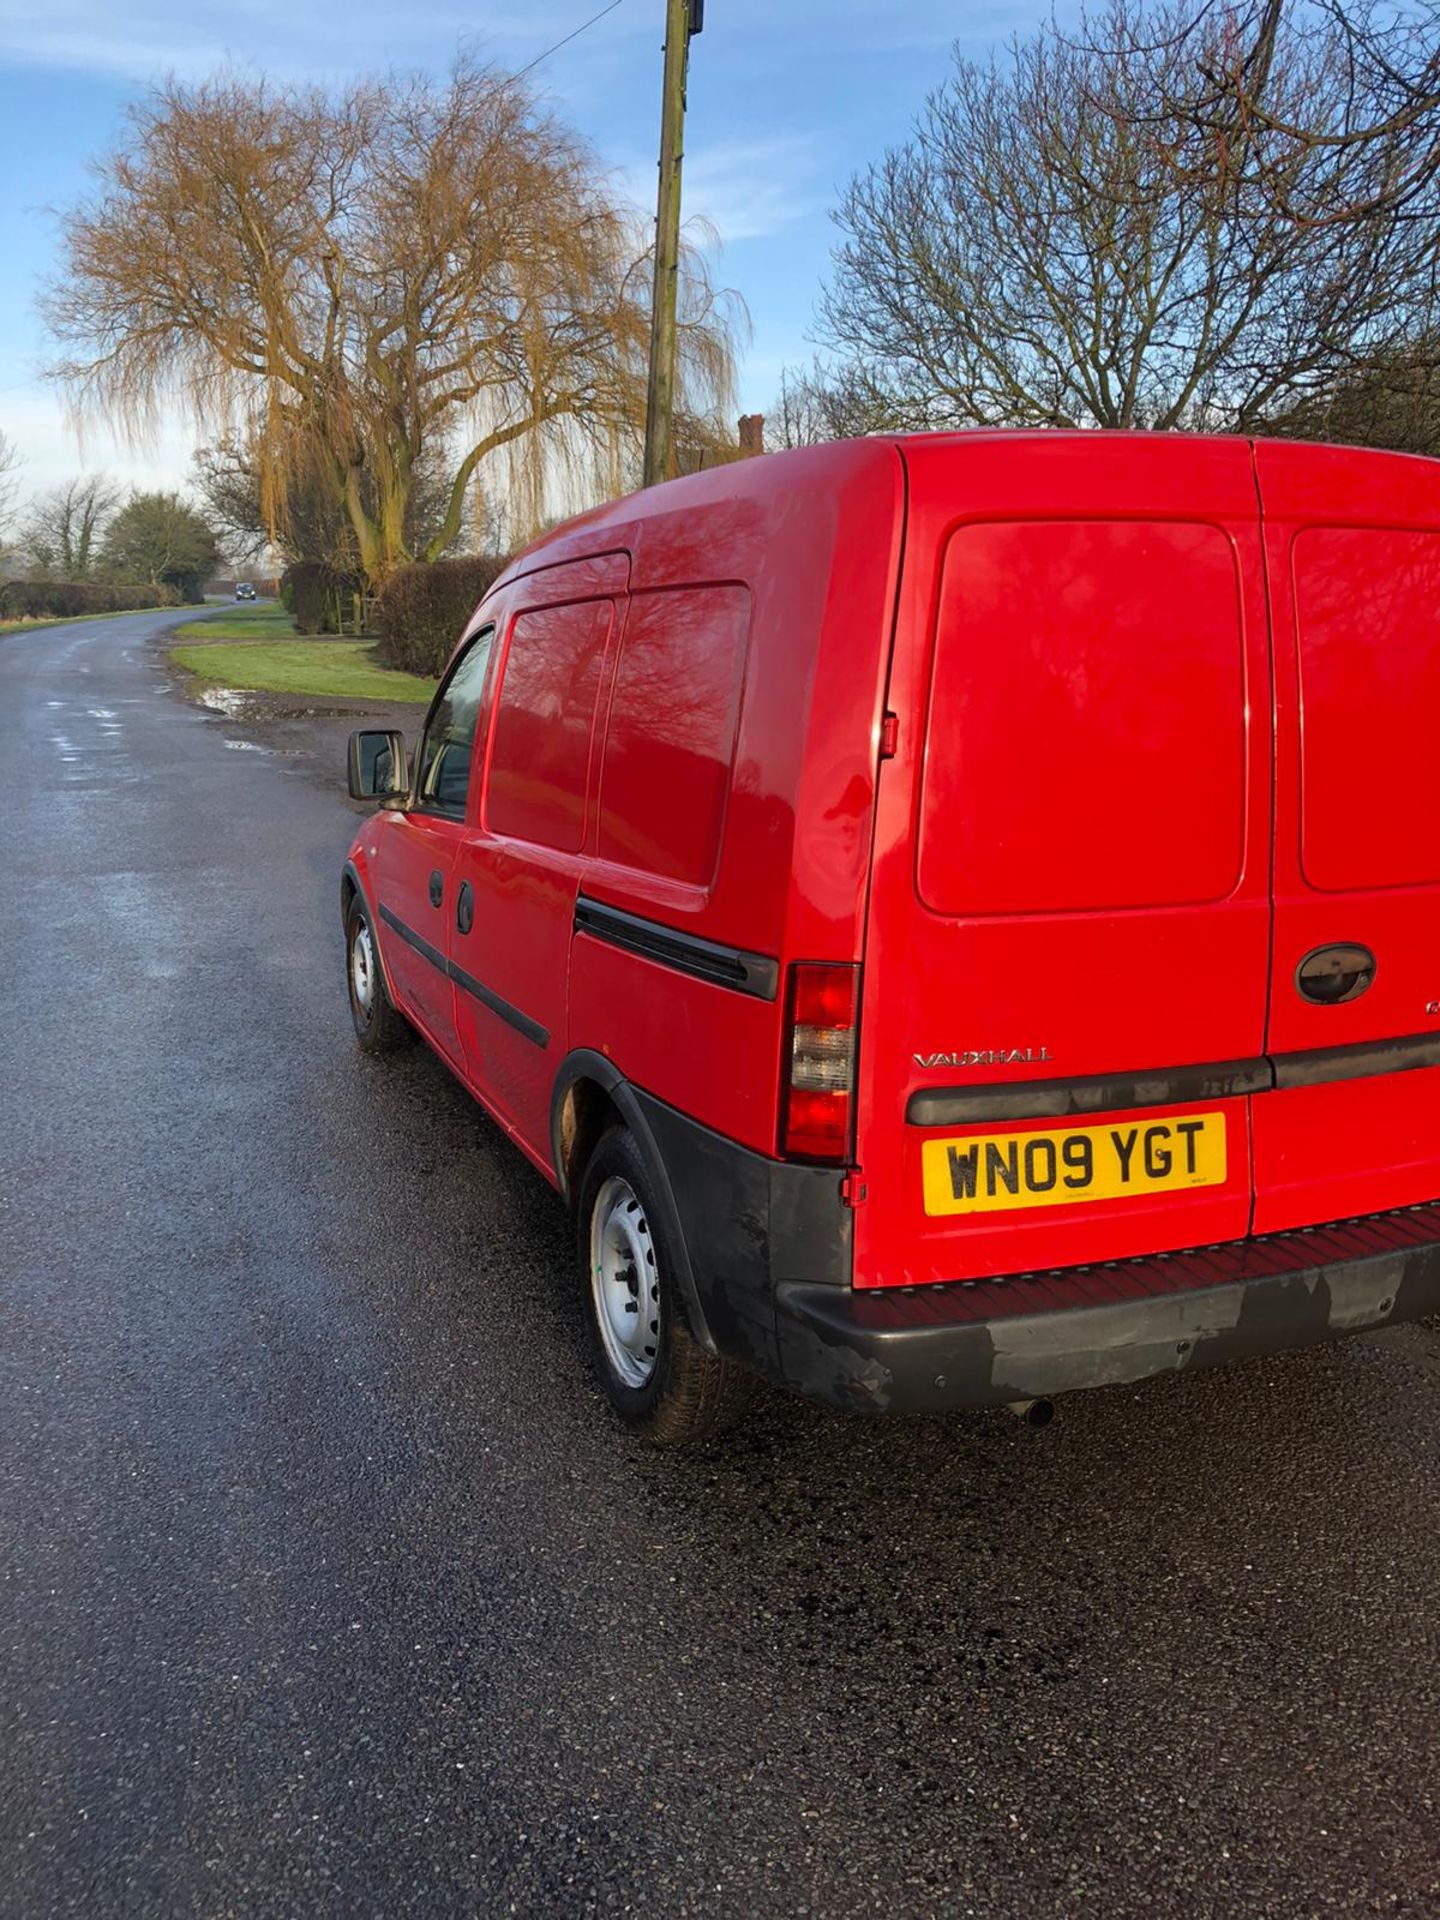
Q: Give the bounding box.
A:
[781,962,859,1162]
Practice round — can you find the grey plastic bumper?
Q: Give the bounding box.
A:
[775,1206,1440,1414]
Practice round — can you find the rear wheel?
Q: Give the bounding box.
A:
[578,1127,750,1444]
[345,899,413,1054]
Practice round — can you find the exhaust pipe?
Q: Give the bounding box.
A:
[1006,1397,1055,1428]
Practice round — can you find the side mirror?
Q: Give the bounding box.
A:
[347,729,408,801]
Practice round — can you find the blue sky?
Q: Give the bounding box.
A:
[0,0,1049,499]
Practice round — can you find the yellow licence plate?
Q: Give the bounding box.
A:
[921,1112,1227,1216]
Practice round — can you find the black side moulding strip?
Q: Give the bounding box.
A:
[574,895,779,1002]
[378,903,549,1047]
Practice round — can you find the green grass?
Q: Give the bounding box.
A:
[173,606,298,640]
[172,598,435,703]
[171,638,436,703]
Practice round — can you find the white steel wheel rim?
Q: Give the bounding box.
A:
[351,918,376,1017]
[590,1175,661,1390]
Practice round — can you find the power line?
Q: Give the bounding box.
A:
[515,0,625,81]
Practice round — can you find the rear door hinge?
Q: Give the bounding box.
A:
[841,1169,868,1208]
[879,712,899,759]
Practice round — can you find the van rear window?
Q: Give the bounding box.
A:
[1293,526,1440,892]
[918,520,1247,918]
[598,585,750,888]
[486,598,613,853]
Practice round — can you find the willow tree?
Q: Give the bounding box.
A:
[46,60,740,583]
[193,431,478,572]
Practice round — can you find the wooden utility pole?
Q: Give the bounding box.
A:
[643,0,701,488]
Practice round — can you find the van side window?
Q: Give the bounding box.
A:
[486,599,613,852]
[415,626,495,816]
[598,585,751,887]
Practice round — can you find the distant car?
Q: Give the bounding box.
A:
[234,582,257,600]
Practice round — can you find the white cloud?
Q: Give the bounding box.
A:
[619,134,820,247]
[684,135,821,243]
[0,386,198,499]
[0,0,647,84]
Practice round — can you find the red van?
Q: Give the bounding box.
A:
[342,432,1440,1441]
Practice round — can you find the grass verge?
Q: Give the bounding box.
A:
[172,608,299,641]
[171,638,436,703]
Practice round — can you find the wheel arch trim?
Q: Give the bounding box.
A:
[549,1049,718,1355]
[341,860,401,1009]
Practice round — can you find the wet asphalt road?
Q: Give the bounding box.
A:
[4,608,1440,1919]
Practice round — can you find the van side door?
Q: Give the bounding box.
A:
[447,554,628,1161]
[372,621,497,1066]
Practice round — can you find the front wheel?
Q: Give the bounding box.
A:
[578,1128,751,1445]
[345,899,413,1054]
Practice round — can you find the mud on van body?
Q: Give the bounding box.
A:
[342,432,1440,1440]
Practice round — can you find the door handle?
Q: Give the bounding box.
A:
[428,869,444,908]
[456,880,475,936]
[1296,943,1375,1005]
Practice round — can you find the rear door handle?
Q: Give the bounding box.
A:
[1296,943,1376,1005]
[428,869,444,908]
[456,881,475,936]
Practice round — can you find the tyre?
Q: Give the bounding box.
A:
[578,1127,751,1444]
[345,898,414,1054]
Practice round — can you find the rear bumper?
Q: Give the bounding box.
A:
[630,1088,1440,1415]
[776,1205,1440,1414]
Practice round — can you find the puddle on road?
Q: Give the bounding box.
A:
[223,738,273,754]
[196,686,258,719]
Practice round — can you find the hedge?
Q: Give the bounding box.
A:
[279,561,361,635]
[374,555,510,678]
[0,580,182,620]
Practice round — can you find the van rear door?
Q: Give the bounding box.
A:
[1253,442,1440,1233]
[854,435,1273,1287]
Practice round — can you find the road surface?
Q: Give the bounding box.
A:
[4,608,1439,1917]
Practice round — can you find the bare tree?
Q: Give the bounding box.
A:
[0,429,20,546]
[1266,334,1440,454]
[1145,0,1440,229]
[820,0,1440,432]
[22,474,121,578]
[768,360,915,448]
[46,59,740,585]
[191,441,275,568]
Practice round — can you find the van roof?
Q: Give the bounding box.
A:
[495,428,1436,594]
